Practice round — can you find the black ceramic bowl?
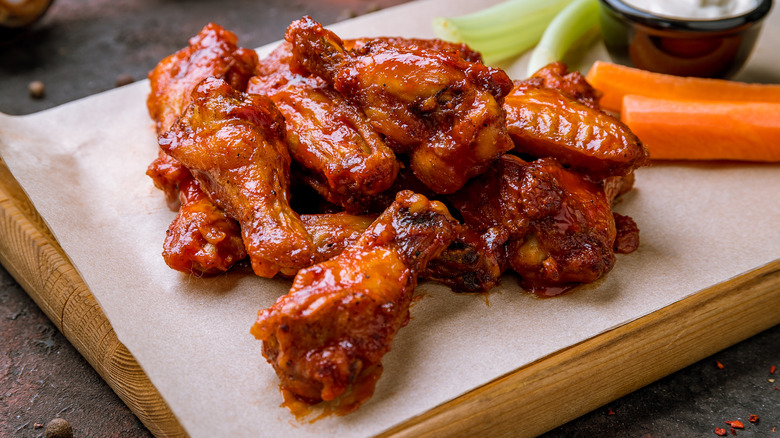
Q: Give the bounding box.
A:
[598,0,773,78]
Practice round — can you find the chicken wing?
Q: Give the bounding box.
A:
[452,155,619,296]
[248,43,400,213]
[162,174,246,275]
[505,78,649,181]
[146,22,259,208]
[251,191,458,411]
[285,16,514,194]
[159,77,314,278]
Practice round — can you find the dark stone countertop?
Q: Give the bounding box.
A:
[1,1,777,436]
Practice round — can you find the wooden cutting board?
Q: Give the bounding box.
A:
[1,153,778,437]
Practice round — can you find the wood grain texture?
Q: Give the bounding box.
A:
[0,158,187,438]
[0,156,778,438]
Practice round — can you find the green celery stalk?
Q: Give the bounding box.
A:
[432,0,575,65]
[526,0,600,76]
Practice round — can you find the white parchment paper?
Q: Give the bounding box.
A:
[1,0,779,436]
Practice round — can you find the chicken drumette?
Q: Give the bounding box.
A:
[159,77,314,277]
[252,191,458,411]
[285,16,514,194]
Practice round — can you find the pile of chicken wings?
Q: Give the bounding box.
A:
[146,17,648,414]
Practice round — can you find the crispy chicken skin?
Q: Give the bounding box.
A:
[159,77,314,278]
[452,155,618,295]
[505,158,617,293]
[505,79,649,181]
[248,43,401,213]
[162,174,247,275]
[252,191,458,409]
[285,16,514,194]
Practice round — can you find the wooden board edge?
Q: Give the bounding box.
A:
[0,159,187,438]
[379,259,780,438]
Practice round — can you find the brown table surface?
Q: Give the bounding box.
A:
[1,0,778,436]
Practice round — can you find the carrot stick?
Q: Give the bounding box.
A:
[621,95,780,161]
[587,61,780,113]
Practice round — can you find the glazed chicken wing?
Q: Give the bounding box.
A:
[146,22,259,208]
[503,158,618,294]
[285,16,514,194]
[162,174,246,275]
[505,77,648,181]
[251,191,458,410]
[159,77,314,278]
[248,43,400,213]
[452,155,622,295]
[299,210,504,293]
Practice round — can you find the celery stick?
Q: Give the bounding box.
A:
[526,0,600,76]
[432,0,575,64]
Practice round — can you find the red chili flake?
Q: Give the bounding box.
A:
[714,427,727,436]
[607,408,616,415]
[716,361,725,369]
[748,414,759,423]
[726,420,744,429]
[771,365,777,375]
[730,428,736,435]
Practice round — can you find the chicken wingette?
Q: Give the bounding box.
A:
[505,63,648,181]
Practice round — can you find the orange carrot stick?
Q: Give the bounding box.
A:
[587,61,780,113]
[621,95,780,161]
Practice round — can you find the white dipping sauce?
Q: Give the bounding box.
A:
[621,0,759,19]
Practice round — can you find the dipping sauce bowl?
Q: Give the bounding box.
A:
[598,0,773,78]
